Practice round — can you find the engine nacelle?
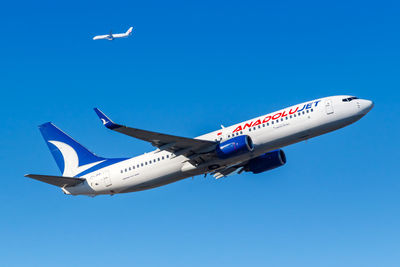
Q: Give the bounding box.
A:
[216,135,254,159]
[244,149,286,174]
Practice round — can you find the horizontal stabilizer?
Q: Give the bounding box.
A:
[25,174,85,187]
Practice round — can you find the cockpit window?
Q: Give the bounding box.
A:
[342,96,358,102]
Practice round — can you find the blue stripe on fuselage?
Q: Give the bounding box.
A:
[75,157,129,177]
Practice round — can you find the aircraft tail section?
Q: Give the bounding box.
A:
[39,122,106,177]
[126,27,133,35]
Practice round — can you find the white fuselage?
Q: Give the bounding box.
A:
[92,27,133,41]
[65,95,373,196]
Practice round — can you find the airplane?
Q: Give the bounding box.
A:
[92,27,133,40]
[25,95,373,196]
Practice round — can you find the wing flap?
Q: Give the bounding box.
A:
[212,166,239,179]
[25,174,85,187]
[211,160,250,179]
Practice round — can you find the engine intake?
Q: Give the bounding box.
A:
[216,135,254,159]
[244,149,286,174]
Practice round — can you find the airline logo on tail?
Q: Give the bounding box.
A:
[48,140,105,177]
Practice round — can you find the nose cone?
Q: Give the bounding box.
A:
[360,99,374,114]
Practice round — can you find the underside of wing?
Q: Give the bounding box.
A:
[211,160,249,179]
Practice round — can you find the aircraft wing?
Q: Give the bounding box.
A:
[94,108,217,157]
[25,174,85,187]
[211,159,249,179]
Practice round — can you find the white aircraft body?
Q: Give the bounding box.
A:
[26,95,373,196]
[93,27,133,40]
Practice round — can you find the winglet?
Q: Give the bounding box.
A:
[93,108,121,129]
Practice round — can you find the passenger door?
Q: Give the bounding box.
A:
[325,99,334,115]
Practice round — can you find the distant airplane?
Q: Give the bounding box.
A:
[93,27,133,40]
[25,95,373,196]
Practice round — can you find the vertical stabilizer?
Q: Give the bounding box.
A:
[126,27,133,35]
[38,122,106,177]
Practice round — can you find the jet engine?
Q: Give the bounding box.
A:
[244,149,286,174]
[216,135,254,159]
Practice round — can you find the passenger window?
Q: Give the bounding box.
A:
[249,128,251,131]
[271,121,274,124]
[145,162,147,165]
[240,131,243,134]
[311,109,313,112]
[125,168,127,172]
[263,124,265,127]
[302,111,305,114]
[267,123,269,126]
[120,170,123,173]
[129,167,131,171]
[294,114,297,117]
[141,163,144,166]
[306,110,309,113]
[258,125,261,129]
[167,155,169,158]
[158,158,160,161]
[133,166,135,169]
[285,117,288,120]
[162,156,164,160]
[290,115,292,118]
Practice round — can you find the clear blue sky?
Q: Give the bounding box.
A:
[1,0,399,266]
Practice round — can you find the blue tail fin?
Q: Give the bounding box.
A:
[39,122,106,177]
